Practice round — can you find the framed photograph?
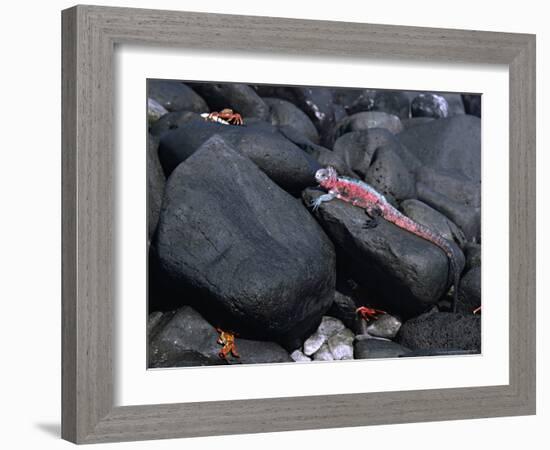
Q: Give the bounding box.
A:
[62,5,536,444]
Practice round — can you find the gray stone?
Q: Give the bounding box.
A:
[366,314,402,339]
[312,343,334,361]
[303,316,346,355]
[327,329,355,360]
[290,349,311,362]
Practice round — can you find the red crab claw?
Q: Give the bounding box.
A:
[356,306,386,322]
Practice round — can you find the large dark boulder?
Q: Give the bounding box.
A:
[149,111,202,136]
[149,306,292,367]
[396,309,481,352]
[147,134,165,240]
[264,97,319,144]
[458,267,481,314]
[416,182,481,242]
[462,94,481,117]
[332,130,400,178]
[332,112,403,146]
[253,85,337,147]
[364,145,416,206]
[302,189,464,318]
[148,80,208,113]
[188,83,270,120]
[151,137,336,349]
[344,89,411,119]
[400,199,466,249]
[158,119,319,193]
[397,115,481,182]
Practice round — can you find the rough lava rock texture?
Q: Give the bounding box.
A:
[396,309,481,352]
[150,137,336,349]
[365,145,417,206]
[148,80,208,113]
[188,82,270,121]
[158,118,319,193]
[149,307,292,367]
[303,189,465,318]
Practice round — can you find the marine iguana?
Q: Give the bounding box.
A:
[310,166,461,312]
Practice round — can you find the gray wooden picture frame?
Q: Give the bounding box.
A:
[61,4,536,444]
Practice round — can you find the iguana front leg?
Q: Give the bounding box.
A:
[310,191,337,211]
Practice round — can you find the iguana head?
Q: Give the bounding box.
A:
[315,166,338,189]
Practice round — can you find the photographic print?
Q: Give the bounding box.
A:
[147,80,482,368]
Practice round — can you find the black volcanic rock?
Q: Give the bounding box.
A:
[253,85,337,147]
[462,94,481,117]
[148,80,208,113]
[147,134,165,240]
[365,145,416,206]
[400,199,466,249]
[396,309,481,352]
[158,119,319,193]
[354,335,411,359]
[302,189,464,318]
[151,137,336,349]
[188,82,270,121]
[149,307,292,367]
[397,115,481,182]
[332,112,403,145]
[458,267,481,314]
[264,97,320,144]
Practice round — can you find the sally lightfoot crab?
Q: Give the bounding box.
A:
[216,328,240,359]
[201,108,244,126]
[356,306,386,322]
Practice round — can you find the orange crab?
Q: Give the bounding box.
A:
[216,328,240,359]
[204,108,244,126]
